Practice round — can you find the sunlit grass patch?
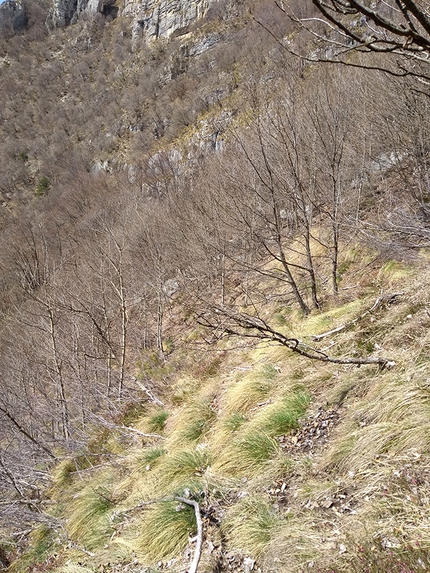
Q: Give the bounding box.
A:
[155,447,212,493]
[222,497,282,558]
[300,298,364,338]
[225,364,278,414]
[55,566,94,573]
[137,499,196,561]
[215,428,280,476]
[67,480,115,550]
[331,534,430,573]
[50,453,99,495]
[325,418,430,478]
[138,447,166,468]
[378,260,413,284]
[324,430,359,471]
[177,398,216,442]
[51,459,78,492]
[9,524,57,572]
[116,451,167,509]
[173,396,217,443]
[263,517,330,572]
[255,389,310,436]
[223,412,247,432]
[169,375,202,406]
[146,409,169,433]
[214,388,309,476]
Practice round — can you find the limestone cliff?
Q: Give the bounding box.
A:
[46,0,117,28]
[0,0,27,35]
[46,0,214,38]
[125,0,213,43]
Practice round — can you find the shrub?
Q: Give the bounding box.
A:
[34,176,51,196]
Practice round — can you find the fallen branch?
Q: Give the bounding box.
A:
[116,424,165,440]
[132,377,164,407]
[312,293,404,341]
[91,414,165,440]
[198,305,395,369]
[175,497,203,573]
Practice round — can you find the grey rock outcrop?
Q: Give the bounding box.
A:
[46,0,117,28]
[128,0,213,46]
[46,0,214,45]
[0,0,27,35]
[46,0,77,27]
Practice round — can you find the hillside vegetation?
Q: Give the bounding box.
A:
[0,1,429,572]
[7,252,430,573]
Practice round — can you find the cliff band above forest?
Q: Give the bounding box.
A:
[46,0,215,39]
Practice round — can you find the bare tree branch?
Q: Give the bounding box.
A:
[197,305,395,369]
[259,0,430,81]
[90,414,165,440]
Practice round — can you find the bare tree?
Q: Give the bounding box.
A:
[262,0,430,80]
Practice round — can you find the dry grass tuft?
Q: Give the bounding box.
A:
[222,496,283,558]
[136,499,197,561]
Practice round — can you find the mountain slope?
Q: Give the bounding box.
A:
[0,1,429,572]
[7,250,430,573]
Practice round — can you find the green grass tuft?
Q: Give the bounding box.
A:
[147,409,169,432]
[67,483,114,550]
[225,365,278,414]
[174,396,217,443]
[137,500,196,561]
[261,364,280,380]
[162,447,212,484]
[237,431,280,467]
[10,524,56,572]
[139,447,166,467]
[224,412,247,432]
[217,429,280,476]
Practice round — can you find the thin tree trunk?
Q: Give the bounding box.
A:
[48,308,70,442]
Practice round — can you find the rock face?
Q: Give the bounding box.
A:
[46,0,76,27]
[125,0,213,44]
[47,0,213,40]
[0,0,27,35]
[46,0,118,28]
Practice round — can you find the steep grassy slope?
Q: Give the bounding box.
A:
[1,2,429,571]
[8,250,430,573]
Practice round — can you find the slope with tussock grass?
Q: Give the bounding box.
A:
[222,497,283,558]
[8,252,430,573]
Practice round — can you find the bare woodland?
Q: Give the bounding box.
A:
[0,0,429,554]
